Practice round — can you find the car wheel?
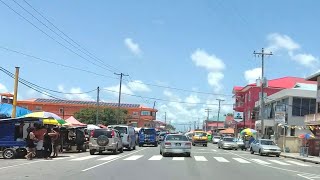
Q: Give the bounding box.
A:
[259,149,263,156]
[162,153,167,157]
[160,150,162,155]
[234,149,238,151]
[186,153,191,157]
[276,154,280,157]
[119,146,124,153]
[2,148,15,159]
[89,150,96,155]
[132,145,136,150]
[204,144,207,147]
[192,143,195,146]
[250,148,254,154]
[113,146,118,155]
[218,146,220,149]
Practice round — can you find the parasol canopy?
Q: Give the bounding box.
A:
[24,111,66,125]
[298,133,315,139]
[240,128,257,136]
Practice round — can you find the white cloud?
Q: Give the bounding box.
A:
[290,53,318,68]
[191,49,226,92]
[191,49,225,71]
[244,68,261,84]
[208,72,224,92]
[127,80,151,92]
[163,89,173,97]
[124,38,142,56]
[185,94,200,107]
[0,83,8,92]
[266,33,319,69]
[266,33,300,52]
[65,88,93,101]
[105,84,133,97]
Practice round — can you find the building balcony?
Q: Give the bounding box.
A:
[233,101,244,111]
[305,113,320,125]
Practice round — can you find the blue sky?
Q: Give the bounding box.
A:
[1,0,320,127]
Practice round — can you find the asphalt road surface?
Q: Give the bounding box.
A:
[0,144,319,180]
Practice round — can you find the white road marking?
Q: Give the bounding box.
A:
[194,156,208,161]
[97,155,120,161]
[211,149,217,152]
[298,173,320,180]
[123,155,143,161]
[286,160,311,167]
[268,160,291,165]
[148,155,163,161]
[70,155,98,161]
[251,159,271,165]
[233,158,250,163]
[172,157,184,161]
[213,157,229,162]
[82,148,147,171]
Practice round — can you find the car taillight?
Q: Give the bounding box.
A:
[165,142,171,146]
[111,130,115,138]
[90,130,95,137]
[185,142,191,146]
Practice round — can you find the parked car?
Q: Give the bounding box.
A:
[108,125,136,151]
[138,128,158,147]
[89,128,123,155]
[212,136,221,144]
[236,138,246,150]
[250,139,281,157]
[192,131,208,146]
[160,134,191,157]
[218,137,238,150]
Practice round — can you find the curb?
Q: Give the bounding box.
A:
[280,154,320,164]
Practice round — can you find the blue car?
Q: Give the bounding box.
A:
[138,128,158,147]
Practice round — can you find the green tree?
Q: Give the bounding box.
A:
[165,124,176,131]
[74,107,128,125]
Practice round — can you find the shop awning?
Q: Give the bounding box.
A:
[0,103,31,118]
[219,128,234,134]
[65,116,87,126]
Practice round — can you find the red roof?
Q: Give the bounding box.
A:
[234,77,316,92]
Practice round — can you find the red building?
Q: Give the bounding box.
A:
[233,77,316,129]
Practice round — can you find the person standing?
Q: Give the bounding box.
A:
[43,128,56,160]
[25,127,37,160]
[52,128,61,158]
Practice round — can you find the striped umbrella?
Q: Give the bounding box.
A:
[24,111,66,125]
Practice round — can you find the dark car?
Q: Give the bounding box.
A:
[157,132,167,144]
[138,128,158,147]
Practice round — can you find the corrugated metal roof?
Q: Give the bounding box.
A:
[34,98,140,108]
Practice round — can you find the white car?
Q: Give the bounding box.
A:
[250,139,281,157]
[108,125,136,151]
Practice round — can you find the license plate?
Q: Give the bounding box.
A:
[176,143,181,146]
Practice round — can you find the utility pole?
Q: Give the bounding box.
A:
[254,48,273,138]
[204,108,212,132]
[96,86,100,125]
[11,67,20,118]
[114,73,128,124]
[164,112,167,125]
[216,99,225,130]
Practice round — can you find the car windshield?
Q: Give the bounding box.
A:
[113,127,127,134]
[142,129,155,134]
[166,135,188,141]
[236,139,243,142]
[195,132,207,136]
[214,136,221,139]
[223,138,235,142]
[260,140,276,145]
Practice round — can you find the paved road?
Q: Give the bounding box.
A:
[0,144,319,180]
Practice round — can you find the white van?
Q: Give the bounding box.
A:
[107,125,136,150]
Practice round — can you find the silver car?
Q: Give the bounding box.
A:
[212,136,221,144]
[160,134,191,157]
[218,137,238,150]
[250,139,281,157]
[89,128,124,155]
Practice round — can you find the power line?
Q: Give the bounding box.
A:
[101,88,233,106]
[0,66,96,95]
[19,0,120,73]
[0,0,114,73]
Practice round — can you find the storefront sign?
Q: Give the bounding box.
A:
[234,112,243,122]
[275,112,285,124]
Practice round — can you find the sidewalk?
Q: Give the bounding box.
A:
[281,153,320,164]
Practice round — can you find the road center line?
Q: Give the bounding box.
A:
[81,148,147,172]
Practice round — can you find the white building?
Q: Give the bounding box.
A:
[255,83,316,137]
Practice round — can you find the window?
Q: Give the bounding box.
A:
[292,97,316,116]
[141,111,151,116]
[290,127,295,136]
[35,106,42,111]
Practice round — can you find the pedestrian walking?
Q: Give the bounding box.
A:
[52,128,61,158]
[25,127,37,160]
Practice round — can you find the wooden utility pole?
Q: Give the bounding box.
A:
[216,99,225,129]
[254,48,273,138]
[114,73,128,124]
[96,86,100,125]
[11,67,20,118]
